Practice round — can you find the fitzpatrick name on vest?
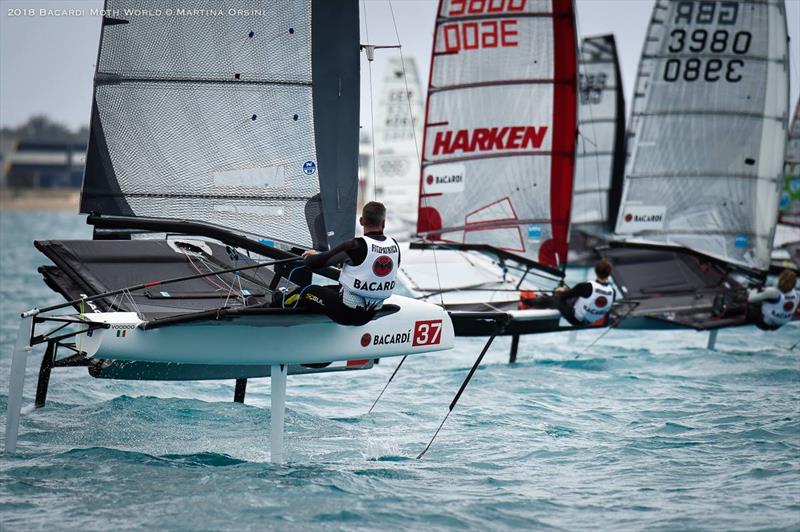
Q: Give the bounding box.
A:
[432,126,548,156]
[352,278,396,291]
[371,330,412,346]
[372,255,394,277]
[370,243,399,254]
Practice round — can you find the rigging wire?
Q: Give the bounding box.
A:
[417,335,497,459]
[573,301,639,359]
[367,354,407,414]
[387,0,445,306]
[387,0,421,169]
[362,0,379,203]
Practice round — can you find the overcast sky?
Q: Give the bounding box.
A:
[1,0,798,131]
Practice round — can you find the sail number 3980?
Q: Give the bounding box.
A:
[663,1,752,84]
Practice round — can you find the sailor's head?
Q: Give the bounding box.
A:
[777,269,797,293]
[360,201,386,232]
[595,259,612,282]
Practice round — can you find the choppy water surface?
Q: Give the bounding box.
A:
[1,211,798,530]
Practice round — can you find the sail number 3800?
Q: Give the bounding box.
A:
[439,0,528,53]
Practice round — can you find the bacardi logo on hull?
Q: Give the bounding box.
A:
[360,330,412,347]
[432,126,548,156]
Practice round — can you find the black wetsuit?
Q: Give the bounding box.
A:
[527,281,605,327]
[283,231,400,326]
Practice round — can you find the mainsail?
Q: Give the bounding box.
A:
[80,0,360,250]
[614,0,789,273]
[416,0,578,268]
[573,34,626,235]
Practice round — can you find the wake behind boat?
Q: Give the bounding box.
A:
[4,0,454,462]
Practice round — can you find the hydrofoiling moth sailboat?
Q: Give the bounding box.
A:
[602,0,793,337]
[397,0,583,360]
[4,0,454,461]
[570,34,626,266]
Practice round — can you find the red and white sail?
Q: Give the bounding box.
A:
[416,0,578,268]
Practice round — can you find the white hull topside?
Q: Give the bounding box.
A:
[72,295,454,366]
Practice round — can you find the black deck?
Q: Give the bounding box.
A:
[602,246,750,330]
[36,239,283,317]
[33,237,374,389]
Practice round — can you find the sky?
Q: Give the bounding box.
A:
[1,0,799,131]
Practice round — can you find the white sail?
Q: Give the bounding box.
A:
[418,0,579,268]
[615,0,789,272]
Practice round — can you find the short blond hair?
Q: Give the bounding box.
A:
[778,269,797,293]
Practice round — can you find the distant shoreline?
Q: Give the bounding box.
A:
[0,188,80,211]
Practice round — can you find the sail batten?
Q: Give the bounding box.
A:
[418,0,578,268]
[614,0,789,272]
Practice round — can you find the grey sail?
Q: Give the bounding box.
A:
[80,0,359,249]
[614,0,789,273]
[573,34,626,236]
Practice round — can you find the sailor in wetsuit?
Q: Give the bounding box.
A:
[527,259,615,326]
[278,201,399,326]
[746,269,798,331]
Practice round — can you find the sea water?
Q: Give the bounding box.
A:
[0,211,798,530]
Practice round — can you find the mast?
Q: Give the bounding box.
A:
[615,0,790,273]
[417,0,579,268]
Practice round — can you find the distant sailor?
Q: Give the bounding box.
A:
[277,201,399,326]
[527,259,615,326]
[746,270,798,331]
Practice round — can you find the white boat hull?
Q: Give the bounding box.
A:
[74,295,454,366]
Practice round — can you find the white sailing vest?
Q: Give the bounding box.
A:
[761,289,798,326]
[339,235,399,310]
[573,281,615,323]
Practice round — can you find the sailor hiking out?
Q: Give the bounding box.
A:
[746,270,798,331]
[526,259,615,327]
[277,201,400,326]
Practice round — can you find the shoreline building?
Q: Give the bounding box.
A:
[1,140,86,188]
